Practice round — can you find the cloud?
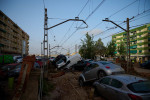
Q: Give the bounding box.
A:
[81,29,102,36]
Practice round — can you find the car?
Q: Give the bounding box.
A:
[93,74,150,100]
[78,61,125,86]
[13,55,21,62]
[56,53,82,69]
[64,53,82,69]
[8,64,22,78]
[49,57,55,62]
[0,63,21,79]
[34,62,40,68]
[140,60,150,69]
[72,60,93,71]
[52,54,67,67]
[16,57,23,63]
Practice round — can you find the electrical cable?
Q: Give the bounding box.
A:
[138,0,140,14]
[60,0,105,47]
[77,0,90,17]
[56,0,90,52]
[68,0,140,49]
[108,0,138,18]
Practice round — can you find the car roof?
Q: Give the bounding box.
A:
[107,74,147,85]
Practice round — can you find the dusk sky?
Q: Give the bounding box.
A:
[0,0,150,55]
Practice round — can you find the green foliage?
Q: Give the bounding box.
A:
[117,41,126,56]
[95,38,106,57]
[79,33,96,59]
[106,40,116,57]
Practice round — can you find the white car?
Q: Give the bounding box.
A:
[16,57,23,63]
[56,53,82,69]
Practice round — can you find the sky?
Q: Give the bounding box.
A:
[0,0,150,55]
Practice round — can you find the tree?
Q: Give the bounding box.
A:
[117,41,126,56]
[79,33,96,59]
[106,40,116,57]
[95,38,106,57]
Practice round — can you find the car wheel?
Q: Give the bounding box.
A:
[98,71,106,79]
[79,78,84,86]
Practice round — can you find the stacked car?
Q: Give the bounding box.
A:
[77,60,150,100]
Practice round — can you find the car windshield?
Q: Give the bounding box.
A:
[99,61,111,65]
[127,81,150,93]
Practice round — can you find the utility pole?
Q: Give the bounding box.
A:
[103,17,133,73]
[41,42,43,56]
[43,8,48,58]
[126,18,130,72]
[49,44,50,57]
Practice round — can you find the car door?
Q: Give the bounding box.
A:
[107,79,123,100]
[96,77,111,98]
[83,64,93,81]
[88,63,99,80]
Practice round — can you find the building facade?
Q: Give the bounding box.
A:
[0,10,29,55]
[112,24,150,62]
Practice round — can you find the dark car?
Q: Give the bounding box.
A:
[0,63,21,79]
[140,60,150,69]
[8,64,22,78]
[72,60,93,71]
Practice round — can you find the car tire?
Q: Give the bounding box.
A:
[79,78,84,87]
[98,71,106,79]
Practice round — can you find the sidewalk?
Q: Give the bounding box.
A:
[134,63,150,74]
[116,62,150,74]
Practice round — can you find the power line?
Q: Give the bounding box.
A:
[77,0,90,17]
[144,0,146,12]
[60,0,105,47]
[101,22,150,41]
[108,0,138,18]
[57,0,90,51]
[68,0,140,48]
[56,0,90,53]
[131,13,150,22]
[43,0,45,9]
[138,0,140,14]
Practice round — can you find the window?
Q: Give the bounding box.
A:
[99,61,111,65]
[92,63,99,68]
[127,81,150,93]
[99,77,111,85]
[110,79,123,88]
[139,50,142,53]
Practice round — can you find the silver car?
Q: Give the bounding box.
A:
[79,61,125,86]
[93,74,150,100]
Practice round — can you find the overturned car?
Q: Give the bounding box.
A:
[53,54,82,69]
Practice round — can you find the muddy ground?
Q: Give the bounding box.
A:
[43,71,105,100]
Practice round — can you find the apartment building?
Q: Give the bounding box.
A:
[0,10,29,55]
[112,23,150,62]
